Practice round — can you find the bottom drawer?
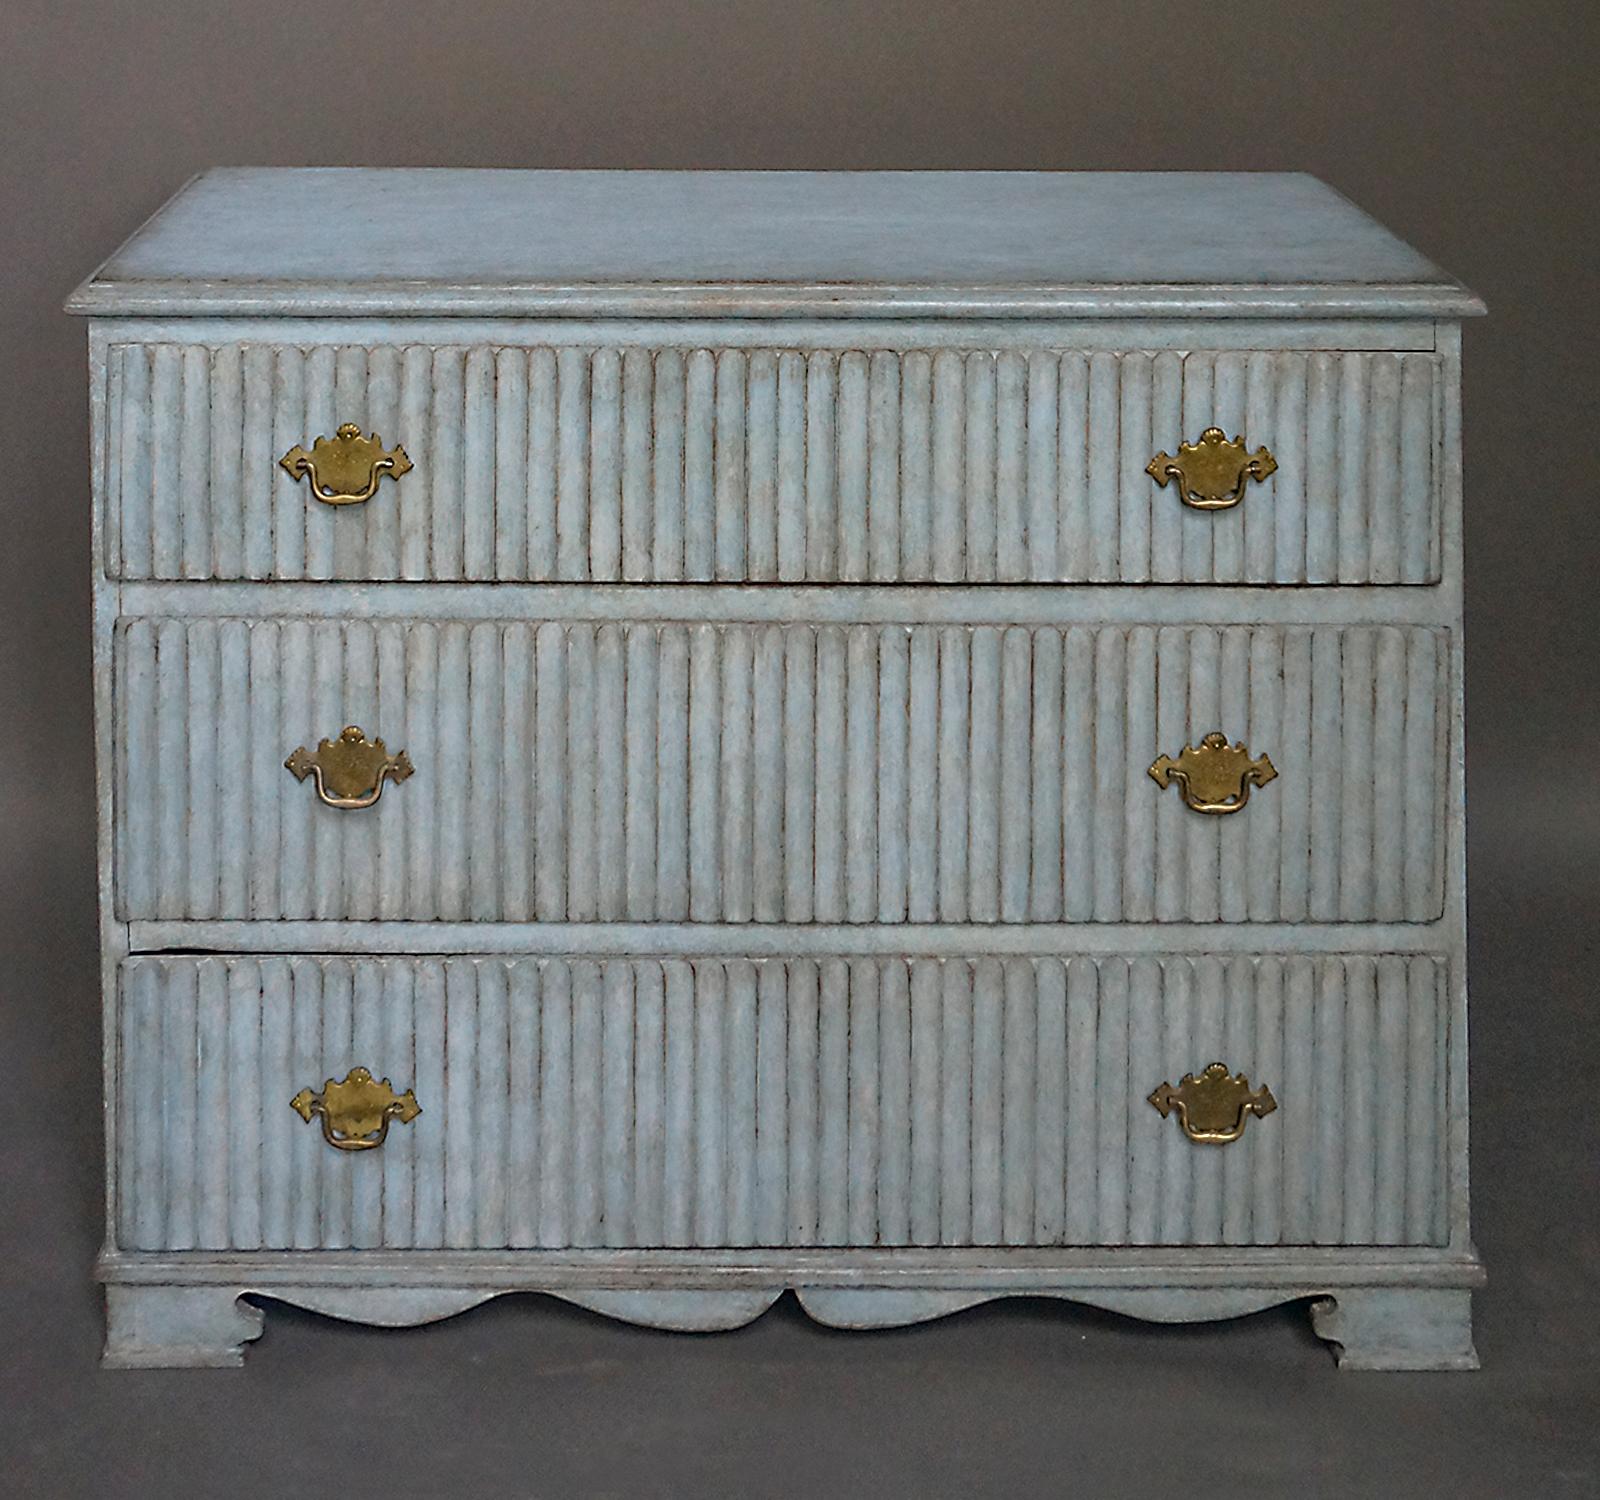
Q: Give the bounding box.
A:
[115,951,1452,1253]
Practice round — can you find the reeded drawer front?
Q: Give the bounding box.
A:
[106,341,1442,585]
[115,952,1452,1252]
[114,617,1450,925]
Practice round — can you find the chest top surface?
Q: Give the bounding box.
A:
[66,168,1480,320]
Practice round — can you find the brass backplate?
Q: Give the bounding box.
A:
[1149,1063,1277,1144]
[280,424,412,506]
[1147,427,1276,510]
[1149,733,1276,814]
[291,1067,422,1151]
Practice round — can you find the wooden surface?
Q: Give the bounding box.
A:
[104,337,1445,585]
[67,169,1483,319]
[86,173,1479,1369]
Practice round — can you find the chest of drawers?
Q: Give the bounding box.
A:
[71,169,1483,1368]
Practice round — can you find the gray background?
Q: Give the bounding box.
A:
[2,1,1596,1494]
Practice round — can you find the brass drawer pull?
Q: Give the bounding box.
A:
[1149,1063,1277,1144]
[285,725,414,809]
[1149,733,1276,814]
[291,1067,421,1152]
[1147,427,1276,510]
[280,424,412,506]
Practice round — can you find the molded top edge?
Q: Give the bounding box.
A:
[66,168,1485,319]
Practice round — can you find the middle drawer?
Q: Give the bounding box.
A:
[115,615,1449,925]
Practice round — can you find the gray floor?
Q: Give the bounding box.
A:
[2,802,1596,1497]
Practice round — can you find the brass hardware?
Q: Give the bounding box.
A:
[1147,428,1277,510]
[1149,1063,1277,1144]
[291,1067,421,1152]
[285,725,414,809]
[1149,733,1276,815]
[279,424,412,506]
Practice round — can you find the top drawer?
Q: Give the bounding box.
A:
[104,341,1443,586]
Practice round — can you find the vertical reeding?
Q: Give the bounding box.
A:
[594,624,628,920]
[745,351,779,579]
[620,347,655,580]
[1092,628,1126,921]
[1121,626,1157,922]
[624,625,661,919]
[938,960,972,1245]
[969,959,1004,1243]
[601,962,635,1246]
[564,625,599,921]
[194,959,228,1247]
[867,351,901,581]
[573,961,606,1244]
[878,960,912,1244]
[774,351,806,580]
[1335,355,1370,583]
[899,352,933,577]
[683,350,716,578]
[1208,353,1248,581]
[1095,959,1130,1243]
[754,960,788,1243]
[1033,958,1067,1242]
[1000,958,1035,1244]
[1086,353,1119,580]
[119,344,153,578]
[228,958,263,1250]
[537,960,572,1246]
[555,348,591,579]
[908,961,942,1243]
[930,351,965,579]
[631,961,665,1245]
[953,355,992,578]
[1025,352,1059,581]
[687,624,723,920]
[693,962,727,1246]
[725,960,758,1245]
[998,629,1033,922]
[149,345,182,578]
[500,623,533,920]
[967,628,1002,921]
[434,623,471,921]
[527,348,559,579]
[787,960,820,1244]
[836,351,870,580]
[210,345,242,578]
[1118,353,1153,582]
[846,960,881,1243]
[655,626,690,920]
[1272,354,1308,582]
[817,960,850,1243]
[1060,627,1095,920]
[589,347,624,580]
[494,348,529,580]
[1339,628,1376,920]
[428,348,465,580]
[994,352,1027,578]
[467,624,503,920]
[936,627,970,922]
[662,959,695,1245]
[844,627,879,921]
[1372,627,1408,918]
[1367,354,1403,582]
[720,628,755,921]
[462,346,497,580]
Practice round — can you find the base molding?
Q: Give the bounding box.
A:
[100,1248,1482,1370]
